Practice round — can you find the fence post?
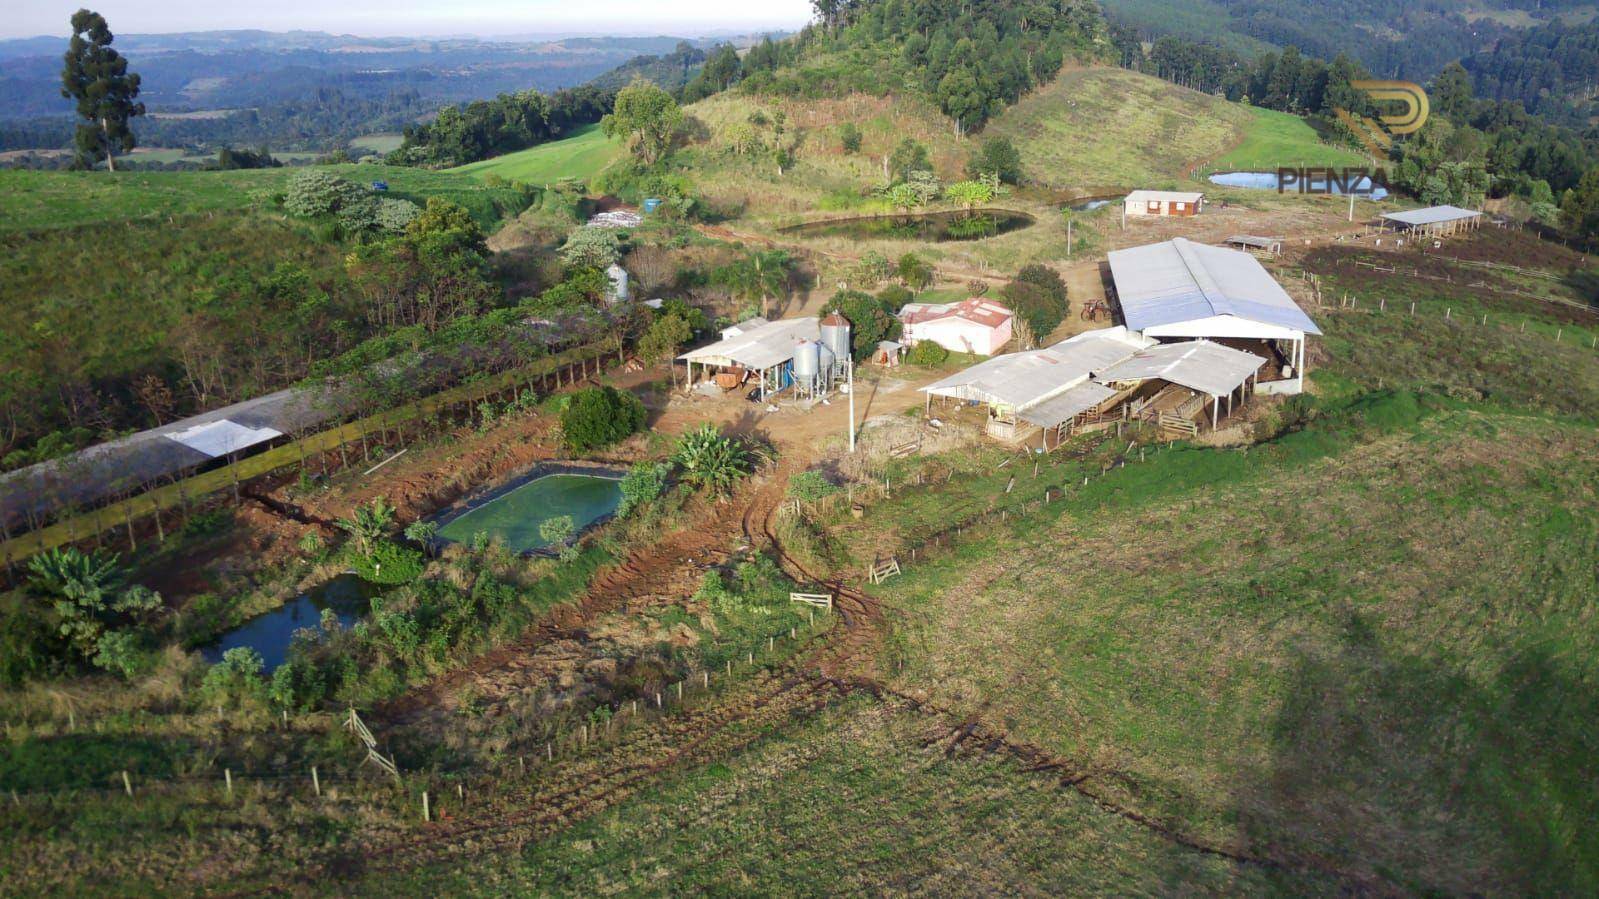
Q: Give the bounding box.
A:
[224,768,232,799]
[422,791,430,822]
[122,771,133,798]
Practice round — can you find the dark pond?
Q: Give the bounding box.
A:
[202,573,379,672]
[781,209,1035,242]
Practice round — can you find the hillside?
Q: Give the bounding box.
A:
[451,124,621,185]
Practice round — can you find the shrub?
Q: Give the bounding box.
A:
[539,515,580,561]
[353,540,425,585]
[561,386,647,452]
[673,424,757,497]
[337,498,396,554]
[968,136,1023,184]
[788,470,839,502]
[201,647,267,710]
[283,170,368,220]
[896,253,934,291]
[839,122,862,154]
[374,198,422,232]
[560,227,622,271]
[91,630,147,680]
[876,284,914,312]
[618,462,670,517]
[638,311,692,364]
[268,658,327,712]
[906,341,949,365]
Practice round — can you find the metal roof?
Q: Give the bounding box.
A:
[1125,190,1204,204]
[920,326,1151,409]
[1381,205,1482,227]
[1095,340,1266,396]
[1108,238,1322,336]
[899,298,1014,329]
[1017,382,1118,427]
[1224,235,1282,250]
[679,316,819,370]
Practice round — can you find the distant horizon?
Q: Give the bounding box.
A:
[5,1,812,42]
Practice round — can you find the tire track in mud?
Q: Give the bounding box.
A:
[745,472,1393,893]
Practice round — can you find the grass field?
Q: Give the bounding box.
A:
[451,124,621,185]
[377,700,1323,894]
[349,133,404,156]
[1211,106,1371,171]
[0,164,530,233]
[987,67,1253,189]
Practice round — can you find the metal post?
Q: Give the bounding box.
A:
[847,359,856,453]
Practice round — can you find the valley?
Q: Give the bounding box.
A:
[1,1,1598,895]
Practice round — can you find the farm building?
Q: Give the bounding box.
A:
[1107,237,1321,395]
[677,315,852,401]
[1095,340,1267,439]
[1380,205,1483,237]
[920,326,1152,443]
[897,298,1015,356]
[1123,190,1205,217]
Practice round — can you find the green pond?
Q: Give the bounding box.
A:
[436,473,622,553]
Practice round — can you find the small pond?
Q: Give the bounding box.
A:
[1066,195,1122,212]
[203,573,379,672]
[1209,170,1389,200]
[780,209,1035,242]
[436,472,623,554]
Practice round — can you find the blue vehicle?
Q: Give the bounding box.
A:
[371,180,389,191]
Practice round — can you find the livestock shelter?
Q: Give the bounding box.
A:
[677,316,819,400]
[920,327,1153,443]
[1107,237,1321,395]
[1224,235,1283,256]
[1123,190,1205,217]
[898,298,1015,356]
[1380,205,1483,237]
[1095,340,1266,438]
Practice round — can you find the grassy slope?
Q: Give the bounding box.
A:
[1212,106,1371,171]
[0,163,528,233]
[380,701,1322,895]
[986,67,1253,189]
[451,123,621,185]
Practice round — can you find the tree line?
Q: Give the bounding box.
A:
[386,84,615,168]
[1115,29,1597,232]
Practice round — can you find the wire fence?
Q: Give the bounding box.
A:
[0,342,617,576]
[1,611,835,813]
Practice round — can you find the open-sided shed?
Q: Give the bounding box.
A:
[1380,205,1483,237]
[1108,237,1320,395]
[677,316,820,399]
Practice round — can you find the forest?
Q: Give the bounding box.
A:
[765,0,1106,132]
[1463,20,1599,127]
[386,85,617,168]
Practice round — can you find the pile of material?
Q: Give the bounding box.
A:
[588,210,642,229]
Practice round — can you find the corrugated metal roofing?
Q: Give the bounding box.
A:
[166,421,283,458]
[1381,205,1482,226]
[1125,190,1204,204]
[899,298,1014,329]
[1095,340,1265,396]
[679,317,819,370]
[920,326,1150,409]
[1108,238,1322,336]
[1017,382,1118,427]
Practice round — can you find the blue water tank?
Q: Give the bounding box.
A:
[371,180,389,191]
[642,198,663,214]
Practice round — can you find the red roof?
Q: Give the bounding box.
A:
[899,298,1014,329]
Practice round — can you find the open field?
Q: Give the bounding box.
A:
[1211,106,1371,171]
[375,700,1325,894]
[987,67,1253,190]
[452,124,621,185]
[350,133,404,156]
[852,398,1599,894]
[0,164,530,232]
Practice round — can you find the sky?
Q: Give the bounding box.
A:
[6,0,814,40]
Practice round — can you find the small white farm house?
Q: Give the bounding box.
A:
[1123,190,1204,217]
[897,298,1015,356]
[1107,238,1320,395]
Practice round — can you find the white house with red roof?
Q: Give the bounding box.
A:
[897,298,1015,356]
